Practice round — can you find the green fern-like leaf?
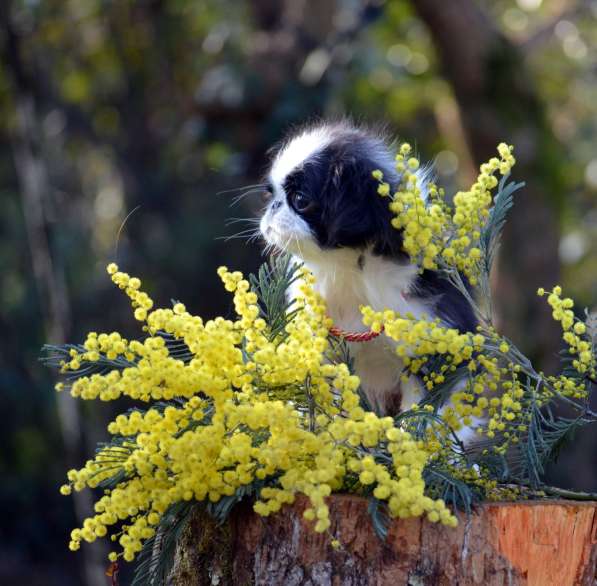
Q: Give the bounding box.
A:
[418,357,472,411]
[248,254,302,342]
[479,175,524,276]
[40,343,137,381]
[160,330,194,363]
[423,465,479,515]
[368,497,390,541]
[131,502,195,586]
[394,407,466,456]
[206,479,267,525]
[510,403,592,488]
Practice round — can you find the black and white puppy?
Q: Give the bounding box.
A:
[260,121,476,419]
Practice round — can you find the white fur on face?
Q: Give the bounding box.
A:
[259,198,319,258]
[269,127,332,186]
[260,127,333,258]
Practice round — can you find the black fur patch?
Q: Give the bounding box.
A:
[274,124,478,334]
[281,135,407,258]
[412,270,477,333]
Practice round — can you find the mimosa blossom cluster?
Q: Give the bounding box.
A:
[366,144,595,452]
[58,264,455,563]
[373,142,515,284]
[53,144,596,569]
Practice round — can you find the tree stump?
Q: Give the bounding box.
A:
[168,495,597,585]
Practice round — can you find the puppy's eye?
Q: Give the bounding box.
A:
[290,192,314,213]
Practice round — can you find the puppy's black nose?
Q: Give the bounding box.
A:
[271,200,282,211]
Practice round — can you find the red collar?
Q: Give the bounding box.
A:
[328,324,384,342]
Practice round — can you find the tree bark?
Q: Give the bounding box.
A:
[168,495,597,586]
[412,0,564,372]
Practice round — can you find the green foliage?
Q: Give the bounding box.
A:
[160,331,194,364]
[131,502,195,586]
[423,465,479,516]
[480,175,524,279]
[512,404,593,489]
[41,343,136,381]
[206,480,268,525]
[368,497,391,541]
[248,254,302,343]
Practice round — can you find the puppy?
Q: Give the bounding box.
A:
[259,121,476,419]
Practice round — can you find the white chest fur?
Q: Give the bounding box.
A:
[291,249,433,413]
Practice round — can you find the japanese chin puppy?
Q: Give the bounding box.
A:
[259,121,477,432]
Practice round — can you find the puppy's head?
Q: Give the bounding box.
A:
[260,122,407,261]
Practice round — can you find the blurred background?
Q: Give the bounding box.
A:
[0,0,596,584]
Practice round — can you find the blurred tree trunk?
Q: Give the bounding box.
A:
[0,4,108,585]
[413,0,563,371]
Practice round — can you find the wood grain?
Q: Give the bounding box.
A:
[169,496,597,585]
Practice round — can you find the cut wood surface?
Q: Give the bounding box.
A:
[168,496,597,586]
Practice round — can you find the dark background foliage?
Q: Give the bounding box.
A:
[0,0,595,584]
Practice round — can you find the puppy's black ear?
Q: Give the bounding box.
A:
[322,149,405,258]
